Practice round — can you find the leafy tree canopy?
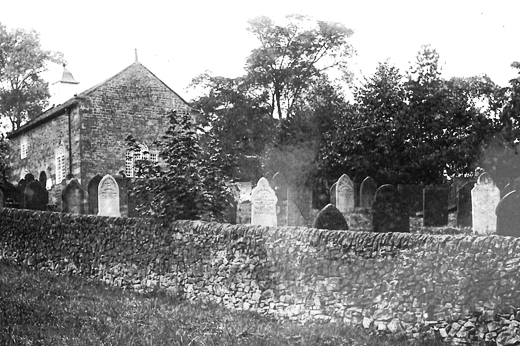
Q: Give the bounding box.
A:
[0,23,63,132]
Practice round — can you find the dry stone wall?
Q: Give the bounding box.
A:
[1,208,520,345]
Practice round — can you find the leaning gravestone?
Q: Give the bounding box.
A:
[336,174,354,216]
[87,174,103,214]
[471,172,500,235]
[62,179,87,214]
[271,172,288,226]
[330,183,337,206]
[496,189,520,237]
[423,186,449,227]
[24,180,48,211]
[397,184,424,216]
[457,182,475,228]
[98,174,121,217]
[372,184,409,233]
[312,204,349,230]
[360,176,377,209]
[251,177,277,227]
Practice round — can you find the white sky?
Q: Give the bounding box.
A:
[2,0,520,102]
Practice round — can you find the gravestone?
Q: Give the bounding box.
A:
[372,184,409,233]
[336,174,354,216]
[288,198,307,227]
[360,176,377,208]
[17,179,27,207]
[62,179,87,214]
[39,171,47,186]
[251,177,277,227]
[398,184,424,216]
[116,176,129,217]
[471,172,500,235]
[0,188,4,208]
[87,174,103,214]
[24,173,35,183]
[457,182,474,228]
[271,172,288,226]
[312,204,348,230]
[496,190,520,237]
[353,174,364,208]
[98,174,120,217]
[330,183,337,206]
[24,180,48,211]
[423,187,449,227]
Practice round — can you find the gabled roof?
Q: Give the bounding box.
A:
[8,62,193,139]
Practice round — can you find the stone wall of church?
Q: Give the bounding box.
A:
[79,63,192,189]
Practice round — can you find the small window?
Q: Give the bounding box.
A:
[21,138,28,159]
[125,143,157,178]
[125,150,134,177]
[55,146,66,183]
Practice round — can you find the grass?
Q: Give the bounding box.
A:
[0,260,446,346]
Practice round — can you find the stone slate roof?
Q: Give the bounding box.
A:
[8,62,193,139]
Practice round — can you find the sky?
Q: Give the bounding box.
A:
[2,0,520,103]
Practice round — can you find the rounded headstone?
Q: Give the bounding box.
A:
[312,204,349,230]
[372,184,409,233]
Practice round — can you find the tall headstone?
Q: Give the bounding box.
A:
[496,190,520,237]
[312,204,348,230]
[98,174,121,217]
[397,184,424,216]
[251,177,277,227]
[457,182,474,228]
[471,172,500,235]
[39,171,47,187]
[24,180,48,211]
[330,183,337,206]
[271,172,288,226]
[372,184,409,233]
[360,176,377,209]
[336,174,354,216]
[423,186,449,227]
[62,179,87,214]
[87,174,103,214]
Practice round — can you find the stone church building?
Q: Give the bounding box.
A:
[6,58,196,212]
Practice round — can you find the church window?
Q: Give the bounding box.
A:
[125,143,158,178]
[20,138,28,159]
[55,146,66,183]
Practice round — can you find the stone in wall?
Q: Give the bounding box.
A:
[372,184,409,232]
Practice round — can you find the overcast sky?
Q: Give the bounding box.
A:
[2,0,520,102]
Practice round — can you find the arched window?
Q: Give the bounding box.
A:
[125,143,158,178]
[55,146,66,183]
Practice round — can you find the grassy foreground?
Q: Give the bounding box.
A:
[0,260,443,346]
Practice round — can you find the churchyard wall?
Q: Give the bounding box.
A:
[2,208,520,344]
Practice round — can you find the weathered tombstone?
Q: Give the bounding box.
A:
[39,171,47,186]
[423,186,449,227]
[251,177,277,227]
[312,204,349,230]
[496,190,520,237]
[457,182,474,228]
[62,179,87,214]
[87,174,103,214]
[336,174,354,216]
[24,173,35,183]
[398,184,424,216]
[24,180,48,211]
[288,198,307,227]
[372,184,409,233]
[271,172,288,226]
[471,172,500,235]
[97,174,120,217]
[360,176,377,209]
[330,183,337,206]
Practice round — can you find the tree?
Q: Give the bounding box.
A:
[0,23,63,132]
[245,14,355,119]
[127,111,235,222]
